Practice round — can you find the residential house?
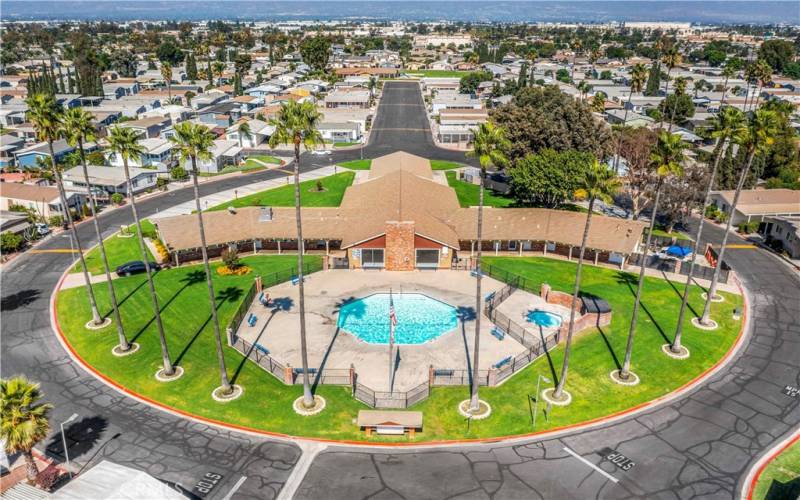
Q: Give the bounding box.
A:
[107,138,173,168]
[431,92,482,115]
[761,216,800,259]
[318,122,362,143]
[709,189,800,226]
[14,139,85,169]
[324,90,371,109]
[0,182,84,219]
[225,119,274,148]
[604,109,655,128]
[117,116,173,139]
[62,164,164,197]
[0,135,26,168]
[437,109,488,144]
[194,140,243,174]
[197,102,242,127]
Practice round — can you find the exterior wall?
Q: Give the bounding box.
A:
[385,222,415,271]
[540,283,613,340]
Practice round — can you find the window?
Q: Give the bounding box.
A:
[508,240,517,251]
[361,248,384,268]
[416,249,439,268]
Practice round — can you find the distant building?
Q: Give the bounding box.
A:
[709,189,800,226]
[61,165,164,197]
[325,90,371,109]
[761,216,800,259]
[0,182,84,219]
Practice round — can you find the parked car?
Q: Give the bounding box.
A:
[311,149,331,156]
[116,261,159,276]
[34,223,51,236]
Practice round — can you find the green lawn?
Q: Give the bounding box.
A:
[72,220,156,275]
[244,155,282,167]
[445,171,516,207]
[334,142,361,148]
[430,160,463,170]
[207,172,355,211]
[57,253,741,441]
[647,226,692,241]
[338,159,372,170]
[753,440,800,500]
[405,70,471,78]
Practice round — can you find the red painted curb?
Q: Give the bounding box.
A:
[746,432,800,500]
[51,270,750,448]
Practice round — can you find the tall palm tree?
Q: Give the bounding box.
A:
[612,63,648,172]
[236,121,252,148]
[62,107,132,353]
[589,47,602,78]
[212,61,225,87]
[465,122,509,412]
[160,62,173,103]
[268,100,324,409]
[658,47,682,129]
[700,108,779,325]
[107,126,176,377]
[0,377,53,483]
[27,94,104,327]
[618,131,685,380]
[591,91,606,113]
[670,108,746,353]
[170,122,233,396]
[720,62,737,105]
[570,39,582,82]
[552,161,620,400]
[748,59,772,112]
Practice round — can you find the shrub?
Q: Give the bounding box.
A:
[216,264,252,276]
[153,239,170,262]
[0,232,24,253]
[110,193,124,205]
[221,246,240,270]
[48,215,64,227]
[737,221,759,234]
[170,166,188,181]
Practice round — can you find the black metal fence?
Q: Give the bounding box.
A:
[231,336,287,381]
[431,369,490,386]
[292,368,352,386]
[353,381,431,409]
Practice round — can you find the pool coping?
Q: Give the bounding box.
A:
[50,263,752,449]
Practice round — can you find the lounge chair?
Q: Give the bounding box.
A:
[291,275,305,285]
[247,313,257,327]
[255,343,269,355]
[493,356,512,369]
[491,326,505,341]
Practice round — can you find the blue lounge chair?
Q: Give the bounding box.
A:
[247,313,257,327]
[484,291,496,302]
[493,356,512,369]
[291,275,305,285]
[255,343,269,355]
[491,327,505,341]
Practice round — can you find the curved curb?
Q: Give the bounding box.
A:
[50,263,752,449]
[742,429,800,500]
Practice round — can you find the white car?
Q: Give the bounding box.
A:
[311,149,331,156]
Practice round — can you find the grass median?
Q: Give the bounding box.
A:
[57,254,742,441]
[72,220,156,275]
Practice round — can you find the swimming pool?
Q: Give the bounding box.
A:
[337,293,458,345]
[526,310,563,328]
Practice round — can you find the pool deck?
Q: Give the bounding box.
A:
[235,269,529,392]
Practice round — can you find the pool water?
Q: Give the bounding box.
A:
[337,293,458,345]
[526,310,563,328]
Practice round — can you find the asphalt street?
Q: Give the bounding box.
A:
[1,82,798,499]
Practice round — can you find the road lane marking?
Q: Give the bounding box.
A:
[726,244,756,249]
[221,475,247,500]
[28,249,77,254]
[563,447,619,484]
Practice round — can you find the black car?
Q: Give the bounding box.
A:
[116,261,159,276]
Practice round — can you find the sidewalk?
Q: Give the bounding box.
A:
[149,166,339,220]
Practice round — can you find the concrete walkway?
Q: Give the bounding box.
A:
[149,166,339,220]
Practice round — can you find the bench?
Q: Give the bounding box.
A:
[292,367,318,375]
[484,291,496,302]
[254,343,269,355]
[491,326,505,341]
[493,356,512,369]
[247,313,257,327]
[357,410,423,439]
[291,275,305,285]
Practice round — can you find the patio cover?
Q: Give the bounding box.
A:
[52,460,186,499]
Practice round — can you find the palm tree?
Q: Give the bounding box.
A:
[570,39,582,82]
[27,94,104,327]
[0,377,53,483]
[62,107,132,353]
[465,122,510,412]
[170,122,234,396]
[748,59,773,112]
[236,121,252,148]
[160,62,173,103]
[212,61,225,87]
[552,161,621,400]
[700,108,779,325]
[107,126,176,377]
[670,108,746,353]
[720,62,737,105]
[618,131,686,380]
[589,47,602,77]
[268,100,324,409]
[693,80,704,98]
[577,81,592,102]
[612,63,648,172]
[658,47,682,129]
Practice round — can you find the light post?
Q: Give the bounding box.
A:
[60,413,78,478]
[532,375,551,431]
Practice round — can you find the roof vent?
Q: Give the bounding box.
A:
[259,207,273,222]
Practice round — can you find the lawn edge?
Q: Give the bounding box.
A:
[50,265,752,449]
[742,428,800,500]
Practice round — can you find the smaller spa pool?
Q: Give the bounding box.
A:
[526,310,563,328]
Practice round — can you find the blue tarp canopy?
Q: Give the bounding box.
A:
[666,245,692,258]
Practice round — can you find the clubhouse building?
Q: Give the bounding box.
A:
[156,152,646,269]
